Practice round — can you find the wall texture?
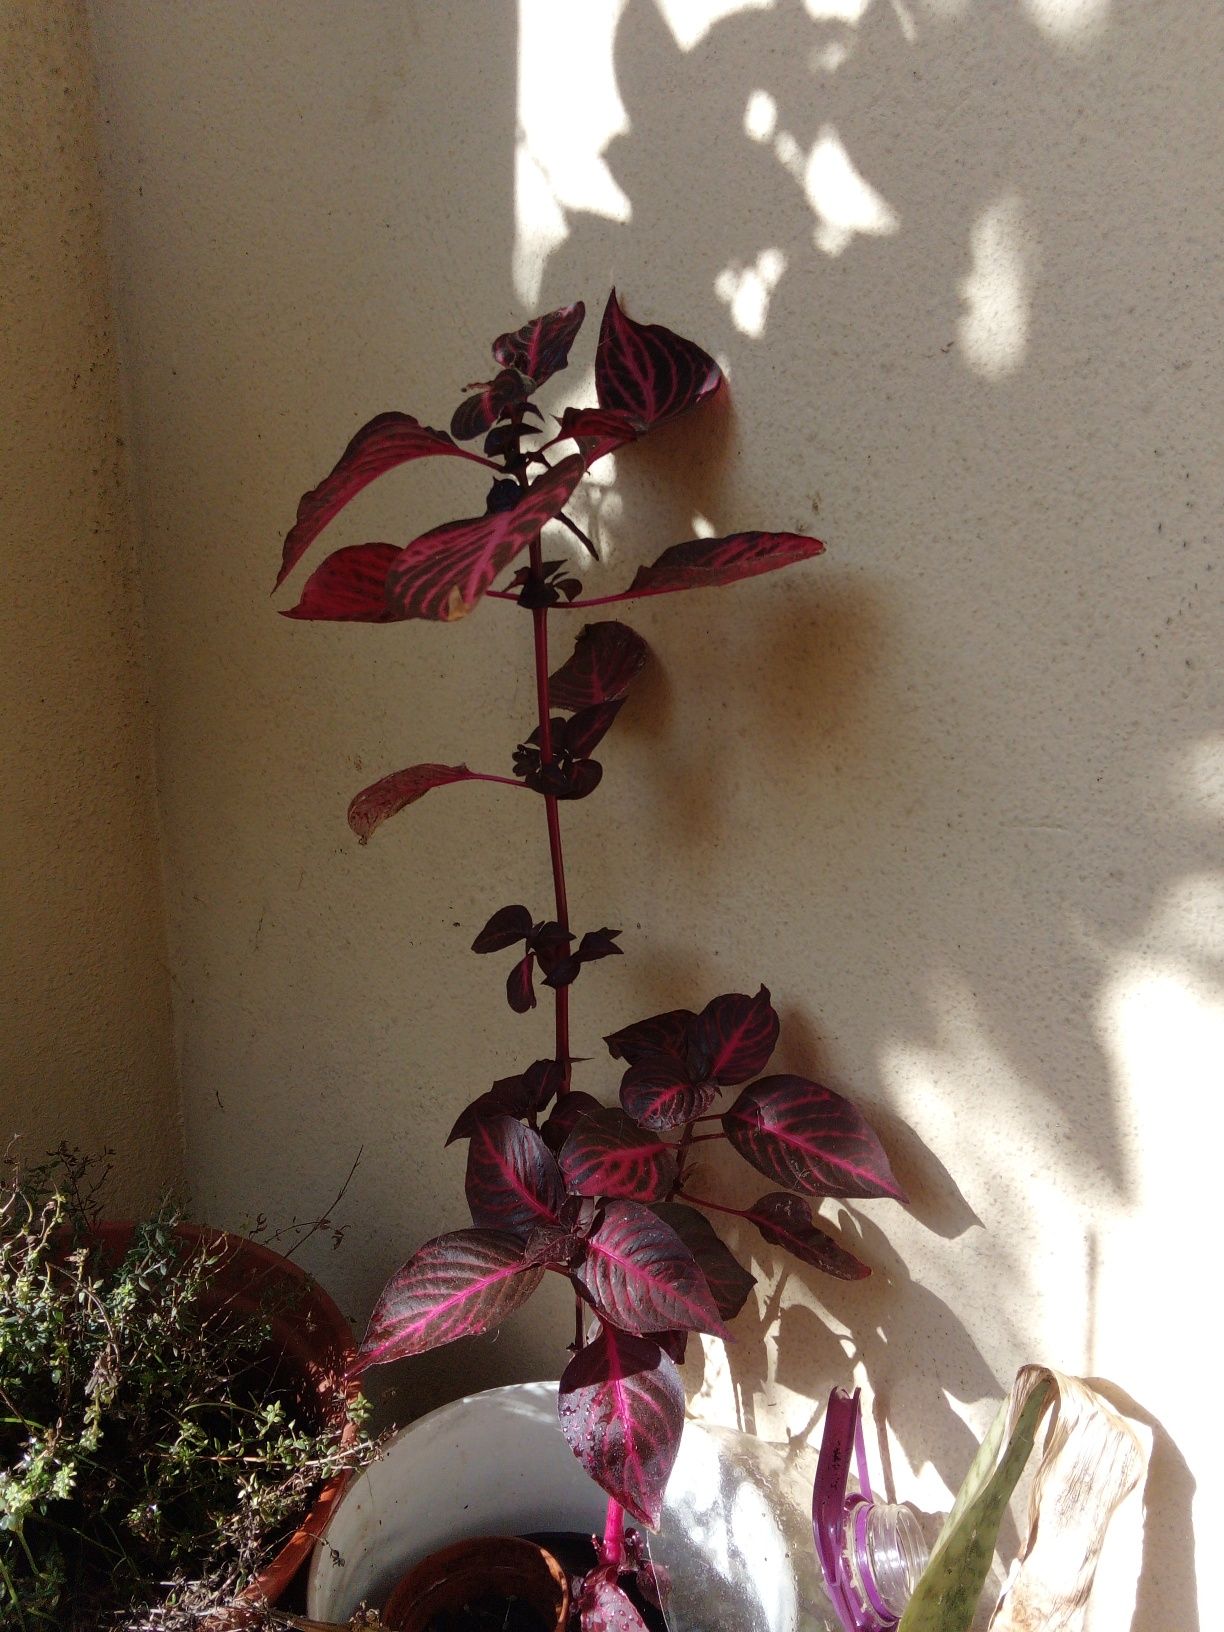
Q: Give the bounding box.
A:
[0,0,179,1212]
[89,2,1219,1624]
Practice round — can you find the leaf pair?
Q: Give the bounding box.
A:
[607,987,780,1131]
[473,904,621,1011]
[282,452,586,623]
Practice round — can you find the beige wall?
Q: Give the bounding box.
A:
[0,0,179,1212]
[88,2,1218,1624]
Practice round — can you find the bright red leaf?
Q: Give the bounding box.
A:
[385,455,585,621]
[355,1229,543,1370]
[691,986,779,1086]
[619,1057,717,1133]
[722,1075,907,1202]
[280,542,402,622]
[651,1203,756,1321]
[347,763,478,844]
[465,1116,565,1236]
[574,1201,729,1338]
[558,1326,684,1528]
[745,1192,870,1280]
[277,412,490,588]
[559,1108,678,1203]
[549,622,649,711]
[493,301,585,386]
[623,532,826,600]
[595,290,723,431]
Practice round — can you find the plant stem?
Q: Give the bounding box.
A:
[675,1190,748,1219]
[556,510,599,560]
[528,537,571,1095]
[602,1497,626,1569]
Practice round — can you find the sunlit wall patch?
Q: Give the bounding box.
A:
[513,1,630,306]
[1022,0,1110,46]
[957,193,1039,379]
[802,126,900,257]
[715,248,788,338]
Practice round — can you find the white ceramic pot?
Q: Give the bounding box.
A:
[306,1381,817,1630]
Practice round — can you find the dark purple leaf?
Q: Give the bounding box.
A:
[465,1116,564,1236]
[556,405,641,466]
[620,1057,717,1133]
[524,1222,582,1268]
[624,1532,671,1611]
[577,928,622,962]
[277,412,489,588]
[549,622,649,711]
[483,423,521,461]
[577,1574,652,1632]
[385,455,584,621]
[472,904,534,953]
[540,1091,604,1153]
[542,955,583,990]
[492,301,585,386]
[565,700,624,759]
[595,290,723,431]
[745,1192,871,1280]
[485,477,522,513]
[605,1009,695,1068]
[574,1200,729,1338]
[507,953,537,1014]
[280,542,402,622]
[691,986,779,1087]
[722,1075,907,1201]
[623,531,825,600]
[347,763,477,844]
[522,1057,566,1113]
[530,758,603,800]
[651,1203,756,1321]
[557,577,583,601]
[529,921,574,978]
[354,1229,543,1370]
[655,1330,688,1365]
[559,1327,684,1528]
[559,1108,678,1203]
[451,368,534,442]
[446,1074,539,1145]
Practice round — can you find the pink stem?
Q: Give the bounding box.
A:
[528,543,572,1092]
[602,1498,626,1569]
[467,772,531,790]
[676,1190,749,1219]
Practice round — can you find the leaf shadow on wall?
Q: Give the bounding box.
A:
[519,2,1218,1626]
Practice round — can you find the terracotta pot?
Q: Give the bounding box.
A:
[84,1221,357,1611]
[381,1535,571,1632]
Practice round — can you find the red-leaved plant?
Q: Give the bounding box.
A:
[276,293,906,1630]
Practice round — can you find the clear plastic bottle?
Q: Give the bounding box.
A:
[647,1405,931,1632]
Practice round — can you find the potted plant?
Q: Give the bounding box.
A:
[0,1146,372,1630]
[273,293,907,1630]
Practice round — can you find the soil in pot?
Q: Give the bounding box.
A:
[381,1536,570,1632]
[381,1532,668,1632]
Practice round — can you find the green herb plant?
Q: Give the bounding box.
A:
[0,1148,374,1632]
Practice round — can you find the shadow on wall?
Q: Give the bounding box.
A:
[502,0,1217,1626]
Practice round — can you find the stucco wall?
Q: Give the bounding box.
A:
[0,0,179,1212]
[89,2,1218,1624]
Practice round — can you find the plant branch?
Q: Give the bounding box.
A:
[602,1497,626,1570]
[556,510,599,561]
[528,536,571,1094]
[675,1190,747,1219]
